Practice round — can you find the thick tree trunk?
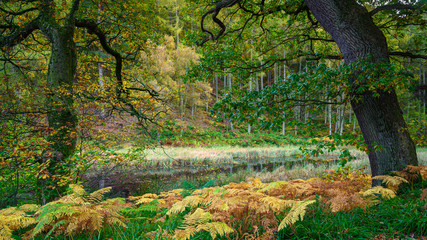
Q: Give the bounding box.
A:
[45,29,77,176]
[305,0,418,180]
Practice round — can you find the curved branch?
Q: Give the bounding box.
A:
[75,18,124,94]
[199,0,242,45]
[0,17,39,48]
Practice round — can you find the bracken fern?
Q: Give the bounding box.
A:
[0,204,38,240]
[27,184,129,239]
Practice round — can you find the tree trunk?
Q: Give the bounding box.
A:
[40,25,77,201]
[305,0,418,180]
[46,30,77,165]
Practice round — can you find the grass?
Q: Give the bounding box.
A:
[277,187,426,239]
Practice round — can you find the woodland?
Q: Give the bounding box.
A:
[0,0,426,239]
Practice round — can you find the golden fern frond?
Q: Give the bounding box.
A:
[128,193,159,203]
[361,186,396,199]
[167,195,204,215]
[259,196,296,212]
[142,193,159,199]
[69,184,86,196]
[247,178,266,189]
[0,207,19,215]
[196,222,234,239]
[135,197,156,205]
[259,181,288,194]
[182,208,212,226]
[208,202,230,212]
[0,211,36,239]
[18,204,40,212]
[87,187,112,203]
[278,200,316,231]
[174,226,197,240]
[372,175,408,192]
[102,197,127,205]
[28,185,128,239]
[159,188,184,198]
[0,224,13,240]
[145,226,173,239]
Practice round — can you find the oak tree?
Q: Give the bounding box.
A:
[199,0,425,181]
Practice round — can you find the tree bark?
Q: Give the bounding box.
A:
[44,28,77,175]
[305,0,418,180]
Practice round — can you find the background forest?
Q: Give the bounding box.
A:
[0,0,426,239]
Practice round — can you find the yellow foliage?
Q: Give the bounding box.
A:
[173,208,234,240]
[372,175,408,192]
[182,208,212,226]
[259,196,295,212]
[167,195,204,215]
[138,197,156,205]
[258,181,288,194]
[27,185,128,238]
[0,206,37,240]
[361,186,396,199]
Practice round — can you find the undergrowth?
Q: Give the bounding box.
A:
[1,165,426,239]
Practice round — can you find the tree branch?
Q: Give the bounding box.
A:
[65,0,81,27]
[199,0,242,45]
[0,18,39,48]
[0,6,38,16]
[389,51,427,60]
[75,18,124,94]
[370,3,422,16]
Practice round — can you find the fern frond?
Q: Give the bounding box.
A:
[278,200,316,231]
[361,186,396,199]
[258,181,288,194]
[159,188,184,198]
[167,195,203,215]
[174,226,197,240]
[87,187,112,203]
[18,204,40,213]
[0,224,13,240]
[0,208,36,240]
[0,207,18,215]
[135,197,156,205]
[196,222,234,239]
[182,208,212,226]
[372,175,408,192]
[69,184,86,197]
[28,184,128,239]
[142,193,159,199]
[259,196,295,212]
